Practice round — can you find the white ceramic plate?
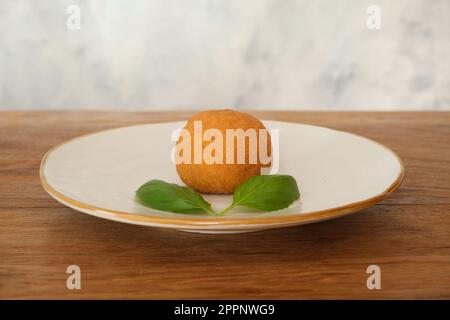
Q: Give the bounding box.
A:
[40,121,404,234]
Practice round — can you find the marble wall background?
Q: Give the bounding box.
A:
[0,0,449,110]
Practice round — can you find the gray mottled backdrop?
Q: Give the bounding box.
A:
[0,0,449,110]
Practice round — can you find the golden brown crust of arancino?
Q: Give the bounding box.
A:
[176,109,272,194]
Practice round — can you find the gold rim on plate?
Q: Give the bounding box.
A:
[39,121,405,228]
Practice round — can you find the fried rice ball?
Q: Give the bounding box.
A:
[175,109,271,194]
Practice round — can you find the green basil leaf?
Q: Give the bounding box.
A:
[230,175,300,211]
[136,180,214,215]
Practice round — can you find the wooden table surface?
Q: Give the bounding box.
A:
[0,111,449,299]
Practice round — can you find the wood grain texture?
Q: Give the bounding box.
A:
[0,111,449,299]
